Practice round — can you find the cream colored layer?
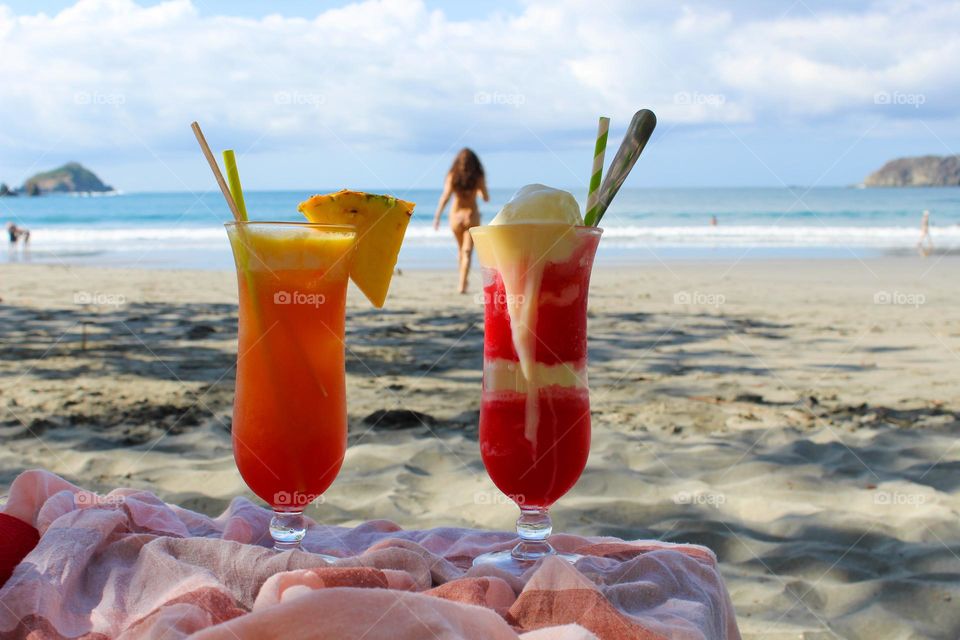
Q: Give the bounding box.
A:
[471,224,580,274]
[483,358,587,393]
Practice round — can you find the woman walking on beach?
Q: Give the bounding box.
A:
[433,148,489,293]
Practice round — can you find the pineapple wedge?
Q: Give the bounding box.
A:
[298,190,414,308]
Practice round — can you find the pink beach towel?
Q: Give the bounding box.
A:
[0,470,740,639]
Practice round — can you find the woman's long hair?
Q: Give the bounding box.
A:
[449,148,484,194]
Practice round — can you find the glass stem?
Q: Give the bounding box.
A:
[270,510,305,551]
[511,507,555,562]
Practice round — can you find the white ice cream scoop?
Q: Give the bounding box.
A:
[490,184,583,226]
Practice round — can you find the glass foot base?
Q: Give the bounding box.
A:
[473,509,580,575]
[269,511,340,561]
[272,539,301,552]
[472,544,581,576]
[270,510,306,551]
[271,540,339,563]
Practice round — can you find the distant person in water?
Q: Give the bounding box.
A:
[710,215,718,227]
[433,148,489,293]
[917,210,933,256]
[6,222,29,245]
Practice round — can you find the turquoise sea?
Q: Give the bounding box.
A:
[1,187,959,269]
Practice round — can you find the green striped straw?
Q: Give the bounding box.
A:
[585,116,610,226]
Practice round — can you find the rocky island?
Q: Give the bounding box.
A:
[0,162,114,196]
[864,155,960,187]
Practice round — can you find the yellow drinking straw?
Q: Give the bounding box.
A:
[222,150,248,221]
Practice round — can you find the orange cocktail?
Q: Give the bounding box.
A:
[226,221,356,550]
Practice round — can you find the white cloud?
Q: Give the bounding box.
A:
[716,1,960,119]
[0,0,956,159]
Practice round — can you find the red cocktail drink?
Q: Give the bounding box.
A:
[471,223,601,570]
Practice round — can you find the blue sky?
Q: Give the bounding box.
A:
[0,0,523,20]
[0,0,877,21]
[0,0,957,192]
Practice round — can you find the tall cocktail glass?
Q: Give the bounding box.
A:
[470,223,602,573]
[226,221,356,551]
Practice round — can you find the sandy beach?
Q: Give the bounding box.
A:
[1,257,959,639]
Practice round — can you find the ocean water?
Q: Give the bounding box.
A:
[1,187,959,270]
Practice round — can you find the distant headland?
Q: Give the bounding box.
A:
[864,155,960,187]
[0,162,113,196]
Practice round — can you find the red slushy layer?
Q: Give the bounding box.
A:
[480,387,590,508]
